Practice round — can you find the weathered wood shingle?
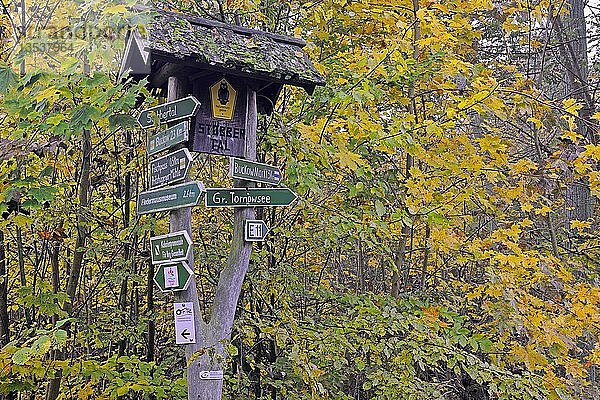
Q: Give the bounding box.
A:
[121,9,325,108]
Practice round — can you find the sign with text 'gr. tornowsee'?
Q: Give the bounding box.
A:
[205,188,297,207]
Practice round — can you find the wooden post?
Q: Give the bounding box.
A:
[167,76,209,399]
[168,76,257,399]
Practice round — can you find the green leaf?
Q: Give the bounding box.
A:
[28,186,57,202]
[12,347,32,365]
[375,200,386,217]
[54,329,68,346]
[356,358,365,371]
[70,105,98,129]
[108,114,137,131]
[116,385,130,396]
[478,337,492,353]
[32,335,52,355]
[55,317,74,328]
[0,65,18,93]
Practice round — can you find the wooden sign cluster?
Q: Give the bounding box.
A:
[136,78,299,348]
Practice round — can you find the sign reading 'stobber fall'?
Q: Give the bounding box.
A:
[191,77,247,157]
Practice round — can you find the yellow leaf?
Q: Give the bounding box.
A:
[561,130,582,143]
[511,158,537,174]
[581,144,600,161]
[570,219,591,232]
[102,5,127,15]
[563,98,583,115]
[527,117,542,129]
[534,205,552,215]
[520,218,533,228]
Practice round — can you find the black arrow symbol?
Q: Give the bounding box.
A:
[181,328,192,340]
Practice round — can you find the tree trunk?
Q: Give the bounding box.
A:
[0,231,9,346]
[554,0,595,225]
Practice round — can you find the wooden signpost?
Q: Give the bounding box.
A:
[137,181,205,214]
[122,8,324,399]
[153,261,194,292]
[150,231,192,264]
[244,220,269,242]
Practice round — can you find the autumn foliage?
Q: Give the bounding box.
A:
[0,0,599,399]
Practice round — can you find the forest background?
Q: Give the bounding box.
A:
[0,0,599,399]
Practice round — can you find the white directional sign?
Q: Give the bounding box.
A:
[174,302,196,344]
[245,220,269,242]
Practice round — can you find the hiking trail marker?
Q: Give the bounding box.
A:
[137,181,205,214]
[153,261,194,292]
[149,148,193,189]
[244,220,269,242]
[174,302,196,344]
[205,188,297,207]
[150,230,192,264]
[229,157,282,185]
[137,96,201,129]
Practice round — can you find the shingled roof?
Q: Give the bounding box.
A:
[120,8,325,113]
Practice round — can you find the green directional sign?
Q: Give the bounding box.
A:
[245,220,269,242]
[150,231,192,264]
[147,121,189,156]
[149,148,193,189]
[137,96,201,129]
[153,261,194,292]
[137,181,205,214]
[205,188,297,207]
[229,158,282,185]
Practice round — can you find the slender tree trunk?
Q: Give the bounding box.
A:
[146,251,155,362]
[392,0,420,297]
[47,62,93,400]
[0,231,9,346]
[0,231,11,400]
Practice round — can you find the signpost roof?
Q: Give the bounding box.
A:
[120,8,325,114]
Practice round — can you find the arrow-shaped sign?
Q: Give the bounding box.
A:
[205,188,297,207]
[137,96,201,129]
[147,121,189,156]
[153,261,194,292]
[229,158,282,185]
[137,181,205,214]
[149,148,193,189]
[150,230,192,264]
[244,220,269,242]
